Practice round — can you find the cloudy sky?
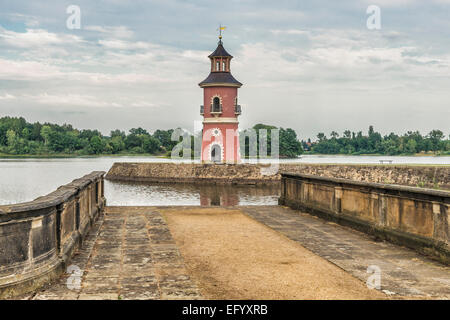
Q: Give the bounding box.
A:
[0,0,449,140]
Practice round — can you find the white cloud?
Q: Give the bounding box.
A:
[235,29,450,93]
[6,13,40,27]
[0,58,64,80]
[130,101,157,108]
[362,0,418,7]
[98,39,153,50]
[0,93,15,100]
[241,8,305,20]
[85,25,134,39]
[362,0,450,7]
[270,29,309,36]
[0,28,84,48]
[29,93,122,108]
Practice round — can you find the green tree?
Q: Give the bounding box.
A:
[110,135,125,154]
[153,129,177,151]
[317,133,326,142]
[125,134,142,149]
[279,128,303,158]
[405,139,417,154]
[40,125,52,146]
[89,136,105,154]
[330,131,339,139]
[428,130,444,152]
[142,136,161,154]
[6,130,25,154]
[343,130,351,139]
[110,130,126,139]
[129,127,149,136]
[253,124,277,156]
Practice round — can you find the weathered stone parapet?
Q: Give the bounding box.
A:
[106,162,280,185]
[280,163,450,190]
[106,162,449,190]
[0,171,105,299]
[279,173,450,265]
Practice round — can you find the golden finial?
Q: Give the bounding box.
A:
[217,24,226,41]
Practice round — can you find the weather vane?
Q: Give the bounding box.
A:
[217,24,226,40]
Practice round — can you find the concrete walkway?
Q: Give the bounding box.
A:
[32,207,201,300]
[29,206,449,300]
[241,206,450,299]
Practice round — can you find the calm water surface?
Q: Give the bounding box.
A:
[0,155,448,205]
[107,181,279,206]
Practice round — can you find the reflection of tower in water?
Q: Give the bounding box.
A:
[199,185,240,206]
[106,180,279,206]
[197,184,280,206]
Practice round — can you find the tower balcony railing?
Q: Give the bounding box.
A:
[210,104,223,114]
[235,104,242,115]
[200,105,204,115]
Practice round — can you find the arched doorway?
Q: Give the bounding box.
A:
[211,144,222,163]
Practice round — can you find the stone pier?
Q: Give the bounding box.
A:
[1,168,449,300]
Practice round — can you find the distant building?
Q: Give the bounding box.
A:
[199,33,242,163]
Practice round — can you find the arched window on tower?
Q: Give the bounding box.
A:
[212,97,221,113]
[216,60,220,71]
[234,96,241,115]
[223,61,226,71]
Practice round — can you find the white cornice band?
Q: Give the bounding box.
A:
[203,118,239,124]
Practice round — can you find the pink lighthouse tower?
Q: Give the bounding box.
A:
[199,29,242,163]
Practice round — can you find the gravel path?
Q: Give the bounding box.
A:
[162,207,387,300]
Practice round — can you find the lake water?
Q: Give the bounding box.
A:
[0,155,448,206]
[107,180,279,206]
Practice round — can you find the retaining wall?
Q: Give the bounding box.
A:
[106,162,280,184]
[0,171,106,298]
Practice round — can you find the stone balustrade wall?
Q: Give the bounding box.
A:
[279,173,450,264]
[0,171,106,298]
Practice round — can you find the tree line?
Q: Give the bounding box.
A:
[0,117,303,158]
[305,126,450,155]
[0,117,448,157]
[0,117,176,156]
